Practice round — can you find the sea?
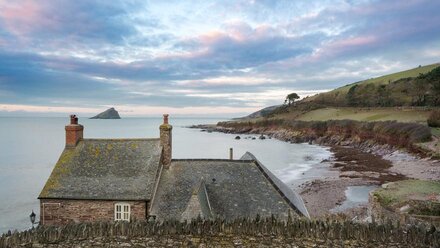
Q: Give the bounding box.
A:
[0,117,332,233]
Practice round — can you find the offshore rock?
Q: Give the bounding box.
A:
[90,107,121,119]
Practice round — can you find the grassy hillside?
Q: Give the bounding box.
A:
[302,63,440,107]
[305,63,439,101]
[260,63,440,127]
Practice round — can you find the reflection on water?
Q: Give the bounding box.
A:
[0,117,332,233]
[331,185,378,213]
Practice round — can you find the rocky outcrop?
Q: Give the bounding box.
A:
[90,107,121,119]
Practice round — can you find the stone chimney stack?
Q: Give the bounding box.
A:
[160,114,172,168]
[65,115,83,148]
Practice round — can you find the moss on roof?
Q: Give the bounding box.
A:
[39,138,161,200]
[149,156,307,221]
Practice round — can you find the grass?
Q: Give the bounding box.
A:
[303,63,440,105]
[432,128,440,137]
[332,63,440,94]
[373,180,440,209]
[294,107,431,123]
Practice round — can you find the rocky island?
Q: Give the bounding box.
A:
[90,107,121,119]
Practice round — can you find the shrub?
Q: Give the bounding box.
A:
[217,119,432,147]
[427,110,440,127]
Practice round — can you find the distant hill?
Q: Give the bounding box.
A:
[303,63,440,107]
[238,105,281,119]
[90,107,121,119]
[244,63,440,124]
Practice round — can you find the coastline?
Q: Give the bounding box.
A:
[191,124,440,219]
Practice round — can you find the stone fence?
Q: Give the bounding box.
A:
[1,217,439,247]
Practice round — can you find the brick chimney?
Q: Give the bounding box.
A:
[160,114,172,168]
[65,115,83,148]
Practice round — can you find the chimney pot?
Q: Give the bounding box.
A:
[163,114,169,124]
[70,114,78,125]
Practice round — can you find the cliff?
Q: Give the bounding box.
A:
[90,108,121,119]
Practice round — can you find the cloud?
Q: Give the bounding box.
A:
[172,22,313,70]
[0,1,138,44]
[0,0,439,116]
[175,76,283,86]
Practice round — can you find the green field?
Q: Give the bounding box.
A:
[294,107,431,123]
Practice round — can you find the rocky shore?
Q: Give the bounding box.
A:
[190,124,440,219]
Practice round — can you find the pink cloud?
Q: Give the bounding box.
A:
[0,1,58,36]
[330,35,377,49]
[158,22,281,61]
[303,35,378,63]
[198,31,227,44]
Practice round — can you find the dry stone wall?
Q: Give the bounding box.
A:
[1,217,439,247]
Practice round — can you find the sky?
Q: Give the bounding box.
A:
[0,0,439,117]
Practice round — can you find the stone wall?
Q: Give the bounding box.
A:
[2,217,439,247]
[39,199,147,225]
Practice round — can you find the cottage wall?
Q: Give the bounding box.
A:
[39,199,147,226]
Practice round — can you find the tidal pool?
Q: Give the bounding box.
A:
[331,185,378,213]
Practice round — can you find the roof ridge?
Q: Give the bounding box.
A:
[84,138,160,141]
[249,153,310,218]
[172,159,251,162]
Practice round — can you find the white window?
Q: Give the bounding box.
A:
[114,203,131,221]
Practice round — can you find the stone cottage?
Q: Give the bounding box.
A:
[38,115,309,225]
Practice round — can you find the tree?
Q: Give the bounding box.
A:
[411,78,428,106]
[285,92,300,106]
[346,85,358,106]
[377,84,392,106]
[427,67,440,105]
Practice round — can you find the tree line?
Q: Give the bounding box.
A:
[314,66,440,107]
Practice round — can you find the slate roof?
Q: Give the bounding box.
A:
[180,179,213,221]
[240,152,310,217]
[39,138,161,201]
[149,154,309,221]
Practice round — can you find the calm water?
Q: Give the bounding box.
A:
[331,186,378,213]
[0,117,332,233]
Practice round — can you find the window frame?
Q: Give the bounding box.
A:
[114,203,131,221]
